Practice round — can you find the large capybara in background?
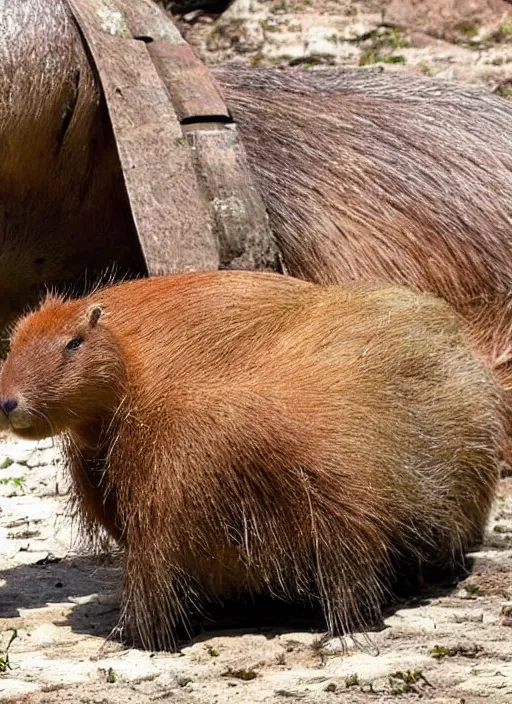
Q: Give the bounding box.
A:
[0,0,146,332]
[0,272,504,650]
[2,2,512,399]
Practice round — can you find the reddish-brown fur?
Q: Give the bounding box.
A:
[0,272,504,650]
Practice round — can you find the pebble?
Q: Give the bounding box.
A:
[26,447,61,468]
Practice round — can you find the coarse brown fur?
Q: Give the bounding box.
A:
[213,67,512,372]
[2,2,512,408]
[0,0,144,338]
[0,272,504,650]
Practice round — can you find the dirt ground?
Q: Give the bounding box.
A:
[172,0,512,96]
[1,0,512,702]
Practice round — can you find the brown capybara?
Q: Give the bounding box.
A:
[0,271,504,650]
[3,1,512,399]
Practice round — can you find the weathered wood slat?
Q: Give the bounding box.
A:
[113,0,229,120]
[184,123,278,270]
[67,0,278,275]
[112,0,278,271]
[147,41,229,122]
[67,0,219,276]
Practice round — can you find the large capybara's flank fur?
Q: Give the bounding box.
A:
[0,272,504,650]
[3,2,512,409]
[213,66,512,372]
[0,0,144,336]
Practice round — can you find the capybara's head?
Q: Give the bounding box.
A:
[0,296,123,440]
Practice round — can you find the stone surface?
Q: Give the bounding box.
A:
[175,0,512,91]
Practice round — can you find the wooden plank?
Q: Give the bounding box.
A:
[67,0,219,276]
[67,0,278,275]
[110,0,229,120]
[184,123,278,271]
[83,0,278,272]
[146,41,230,123]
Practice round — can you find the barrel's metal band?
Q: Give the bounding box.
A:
[66,0,278,276]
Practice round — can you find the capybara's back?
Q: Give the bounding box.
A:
[0,272,504,650]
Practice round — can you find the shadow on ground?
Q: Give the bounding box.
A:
[0,551,479,651]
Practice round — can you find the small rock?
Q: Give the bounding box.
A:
[456,589,474,600]
[304,27,339,57]
[177,676,193,687]
[68,593,100,606]
[183,10,201,22]
[26,447,61,468]
[500,604,512,626]
[452,611,484,623]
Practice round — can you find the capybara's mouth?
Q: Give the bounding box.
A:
[5,409,53,440]
[9,413,36,431]
[0,395,51,438]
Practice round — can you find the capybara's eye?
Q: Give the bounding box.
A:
[66,337,83,351]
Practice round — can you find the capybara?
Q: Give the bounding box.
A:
[3,5,512,417]
[0,271,504,650]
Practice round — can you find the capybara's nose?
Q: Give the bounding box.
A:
[1,398,18,416]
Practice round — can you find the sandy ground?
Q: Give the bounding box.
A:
[2,0,512,702]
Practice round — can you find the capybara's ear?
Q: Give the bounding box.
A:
[87,306,103,328]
